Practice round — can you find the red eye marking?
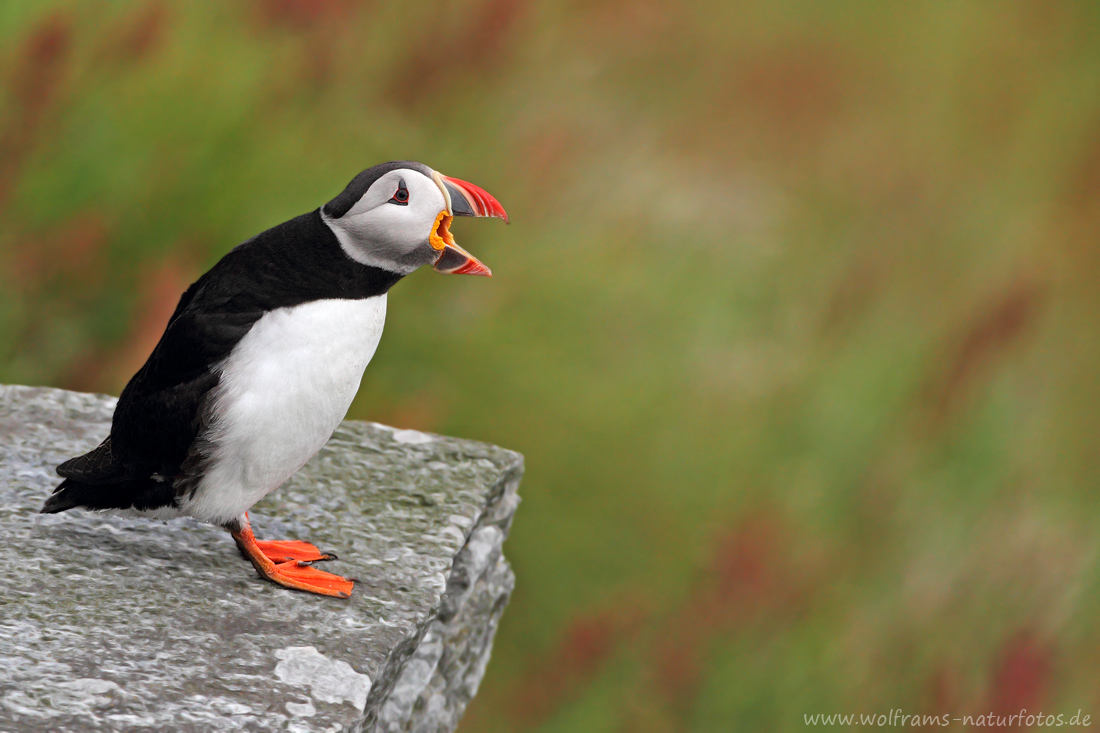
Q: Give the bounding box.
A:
[389,177,410,206]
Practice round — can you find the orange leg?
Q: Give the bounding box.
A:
[230,517,354,599]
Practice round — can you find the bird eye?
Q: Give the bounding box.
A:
[391,183,409,205]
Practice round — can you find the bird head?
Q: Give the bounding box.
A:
[321,161,507,277]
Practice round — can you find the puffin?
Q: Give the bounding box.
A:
[41,160,507,599]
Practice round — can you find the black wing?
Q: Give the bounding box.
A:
[108,286,262,475]
[56,436,128,484]
[44,275,261,515]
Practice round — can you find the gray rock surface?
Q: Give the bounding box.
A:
[0,385,522,732]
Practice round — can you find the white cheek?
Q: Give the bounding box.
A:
[349,177,445,243]
[408,178,448,221]
[347,205,430,247]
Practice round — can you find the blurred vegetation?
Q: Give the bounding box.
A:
[3,1,1100,730]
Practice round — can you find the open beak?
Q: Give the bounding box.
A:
[430,172,508,277]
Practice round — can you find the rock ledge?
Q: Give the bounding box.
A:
[0,385,522,732]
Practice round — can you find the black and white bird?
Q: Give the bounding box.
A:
[41,161,507,598]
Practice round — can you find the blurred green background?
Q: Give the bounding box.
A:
[3,1,1100,730]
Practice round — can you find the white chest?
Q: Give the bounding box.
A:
[183,296,387,524]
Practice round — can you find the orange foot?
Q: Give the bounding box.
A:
[230,519,354,599]
[254,539,336,564]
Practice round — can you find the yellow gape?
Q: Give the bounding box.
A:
[429,210,455,251]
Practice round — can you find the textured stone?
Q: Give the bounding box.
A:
[0,385,522,732]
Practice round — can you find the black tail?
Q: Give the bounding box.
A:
[40,477,177,514]
[41,479,90,514]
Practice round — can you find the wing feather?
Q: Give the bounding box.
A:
[55,437,128,484]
